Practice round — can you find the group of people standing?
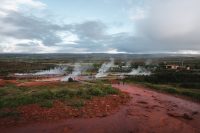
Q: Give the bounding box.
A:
[117,80,125,85]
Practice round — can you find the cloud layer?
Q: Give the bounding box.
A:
[0,0,200,54]
[134,0,200,52]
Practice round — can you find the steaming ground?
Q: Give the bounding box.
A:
[1,57,200,133]
[14,66,67,76]
[61,63,82,81]
[35,66,67,75]
[95,58,114,78]
[128,66,151,76]
[13,59,152,82]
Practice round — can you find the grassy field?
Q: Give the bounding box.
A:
[0,82,119,114]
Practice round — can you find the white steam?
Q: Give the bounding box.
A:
[61,63,82,81]
[15,66,67,76]
[95,58,114,78]
[128,66,151,76]
[34,66,66,75]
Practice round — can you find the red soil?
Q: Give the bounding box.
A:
[0,93,129,128]
[1,83,200,133]
[0,79,6,87]
[16,81,60,87]
[0,78,61,87]
[0,79,19,87]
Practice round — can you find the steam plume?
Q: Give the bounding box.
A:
[61,63,82,81]
[128,66,151,76]
[34,66,66,75]
[95,58,114,78]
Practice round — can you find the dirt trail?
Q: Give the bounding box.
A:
[1,84,200,133]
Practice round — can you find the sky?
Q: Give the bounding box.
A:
[0,0,200,54]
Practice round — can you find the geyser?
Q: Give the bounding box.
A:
[61,63,82,81]
[95,58,114,78]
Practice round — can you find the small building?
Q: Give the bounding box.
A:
[166,65,179,70]
[165,65,191,70]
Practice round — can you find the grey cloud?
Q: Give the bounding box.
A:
[0,11,109,51]
[70,0,200,53]
[134,0,200,51]
[1,0,200,53]
[0,11,63,45]
[74,21,107,40]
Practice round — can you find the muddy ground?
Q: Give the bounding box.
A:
[1,83,200,133]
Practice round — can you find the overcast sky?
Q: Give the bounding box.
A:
[0,0,200,54]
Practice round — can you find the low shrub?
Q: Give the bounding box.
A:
[69,99,84,108]
[0,89,6,96]
[39,100,53,108]
[181,91,200,100]
[0,84,120,109]
[104,86,119,95]
[88,88,104,96]
[164,88,178,94]
[0,111,20,118]
[179,83,200,89]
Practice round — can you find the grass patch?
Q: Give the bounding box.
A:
[165,87,178,94]
[0,82,120,109]
[39,100,53,108]
[88,88,104,96]
[77,89,92,99]
[180,91,200,100]
[68,99,84,108]
[0,111,20,118]
[134,82,200,101]
[104,86,119,95]
[0,89,6,96]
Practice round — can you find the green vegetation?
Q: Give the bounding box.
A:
[0,61,55,76]
[39,100,53,108]
[0,82,119,109]
[0,53,199,120]
[68,99,85,108]
[125,71,200,88]
[0,111,21,118]
[125,68,200,101]
[133,82,200,101]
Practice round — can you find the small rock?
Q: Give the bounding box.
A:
[167,112,182,117]
[167,112,193,120]
[151,105,161,109]
[137,101,148,104]
[183,113,193,120]
[135,94,141,96]
[192,111,198,115]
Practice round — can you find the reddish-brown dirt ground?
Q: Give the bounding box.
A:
[1,83,200,133]
[0,79,6,87]
[16,80,60,87]
[0,94,129,127]
[0,79,19,87]
[0,78,63,87]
